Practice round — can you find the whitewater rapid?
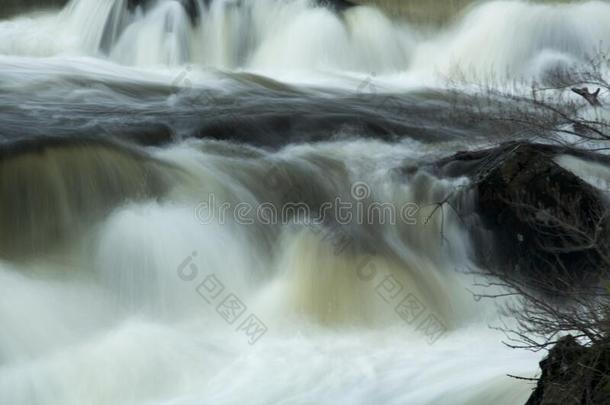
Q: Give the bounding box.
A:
[2,0,610,81]
[2,1,608,404]
[0,138,540,405]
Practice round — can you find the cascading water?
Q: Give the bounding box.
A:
[3,0,610,76]
[0,137,538,405]
[1,1,609,404]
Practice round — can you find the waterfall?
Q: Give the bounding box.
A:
[0,136,540,404]
[1,1,606,404]
[1,0,610,78]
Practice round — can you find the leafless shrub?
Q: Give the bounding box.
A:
[441,52,610,353]
[446,52,610,150]
[469,201,610,351]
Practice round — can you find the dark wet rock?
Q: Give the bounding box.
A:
[422,142,610,283]
[192,92,457,149]
[126,0,355,25]
[195,113,403,148]
[318,0,356,12]
[0,0,67,18]
[526,336,610,405]
[128,0,201,23]
[114,123,175,146]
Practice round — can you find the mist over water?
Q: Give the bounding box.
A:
[0,1,607,404]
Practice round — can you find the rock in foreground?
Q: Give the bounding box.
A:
[526,336,610,405]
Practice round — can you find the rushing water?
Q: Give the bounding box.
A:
[1,1,609,404]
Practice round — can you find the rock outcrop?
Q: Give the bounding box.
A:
[526,336,610,405]
[426,142,610,284]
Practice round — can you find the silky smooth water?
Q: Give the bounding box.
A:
[1,1,609,404]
